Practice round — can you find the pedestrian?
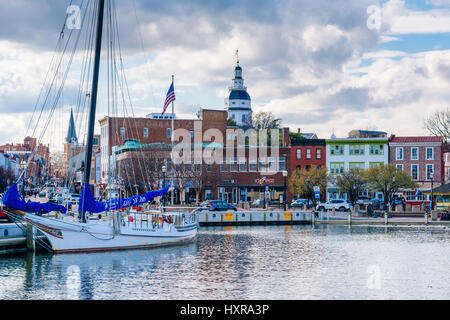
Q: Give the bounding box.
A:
[402,198,406,212]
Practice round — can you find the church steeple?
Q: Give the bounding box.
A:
[66,108,78,143]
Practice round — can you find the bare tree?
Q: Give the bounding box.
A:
[252,111,282,129]
[424,108,450,142]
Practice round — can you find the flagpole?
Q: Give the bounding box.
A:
[171,75,174,145]
[171,75,174,205]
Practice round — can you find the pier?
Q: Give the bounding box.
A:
[197,211,312,226]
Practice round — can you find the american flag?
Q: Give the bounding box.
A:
[162,81,175,116]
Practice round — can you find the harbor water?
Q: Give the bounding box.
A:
[1,225,450,300]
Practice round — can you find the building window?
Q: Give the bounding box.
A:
[249,159,257,172]
[296,149,301,160]
[370,144,384,155]
[411,147,418,160]
[120,127,125,138]
[230,158,237,172]
[426,164,434,180]
[349,144,365,155]
[258,158,267,172]
[349,162,365,170]
[306,148,311,160]
[278,157,286,171]
[396,147,403,160]
[296,165,301,171]
[330,144,344,155]
[369,162,383,168]
[316,149,322,160]
[143,128,148,138]
[166,128,171,139]
[330,162,344,174]
[239,158,247,172]
[220,159,228,172]
[268,157,276,171]
[426,147,433,160]
[396,164,404,171]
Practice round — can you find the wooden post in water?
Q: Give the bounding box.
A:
[26,223,35,252]
[311,210,315,225]
[384,211,388,225]
[425,211,428,225]
[348,211,352,226]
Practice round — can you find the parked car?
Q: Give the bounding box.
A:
[195,200,237,212]
[356,196,371,205]
[252,199,265,206]
[367,198,387,211]
[392,196,404,205]
[0,201,11,222]
[291,199,313,208]
[67,194,81,202]
[39,191,46,198]
[316,199,351,212]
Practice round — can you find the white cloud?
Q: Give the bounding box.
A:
[382,0,450,34]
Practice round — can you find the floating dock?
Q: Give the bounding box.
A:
[197,211,312,226]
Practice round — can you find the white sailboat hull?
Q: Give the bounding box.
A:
[23,213,197,253]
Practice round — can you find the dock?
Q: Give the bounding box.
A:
[197,210,312,226]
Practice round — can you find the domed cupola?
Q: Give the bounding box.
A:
[225,51,253,127]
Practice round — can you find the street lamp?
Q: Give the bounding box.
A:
[430,172,434,211]
[282,170,288,211]
[261,176,267,209]
[162,165,166,211]
[20,159,27,198]
[391,175,396,211]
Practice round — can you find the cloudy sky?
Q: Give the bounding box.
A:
[0,0,450,150]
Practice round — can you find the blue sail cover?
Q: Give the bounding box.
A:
[79,184,170,213]
[2,184,67,214]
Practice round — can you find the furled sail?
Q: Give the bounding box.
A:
[79,184,170,213]
[2,184,67,214]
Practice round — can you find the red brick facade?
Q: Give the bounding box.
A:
[0,136,50,181]
[389,135,445,190]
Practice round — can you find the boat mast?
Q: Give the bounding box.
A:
[81,0,105,223]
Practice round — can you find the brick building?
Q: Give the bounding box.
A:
[290,138,326,172]
[389,135,445,203]
[0,136,50,184]
[110,109,292,205]
[114,139,290,205]
[289,138,326,202]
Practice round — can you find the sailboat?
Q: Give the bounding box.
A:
[2,0,198,253]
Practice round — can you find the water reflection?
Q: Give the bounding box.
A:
[0,225,449,299]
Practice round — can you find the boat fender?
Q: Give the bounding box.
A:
[128,216,134,222]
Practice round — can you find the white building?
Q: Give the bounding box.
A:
[326,137,389,200]
[225,58,252,127]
